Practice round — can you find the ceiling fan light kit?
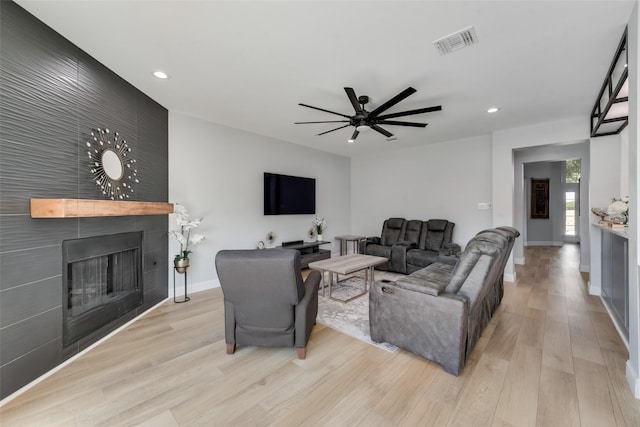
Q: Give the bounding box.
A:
[296,86,442,143]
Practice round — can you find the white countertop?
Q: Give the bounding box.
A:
[592,222,629,239]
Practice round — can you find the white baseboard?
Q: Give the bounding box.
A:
[524,241,563,247]
[514,257,525,265]
[0,297,167,407]
[626,360,640,399]
[504,272,515,283]
[588,283,601,296]
[579,264,590,273]
[170,278,220,297]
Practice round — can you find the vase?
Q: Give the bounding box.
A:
[174,258,190,274]
[317,234,323,241]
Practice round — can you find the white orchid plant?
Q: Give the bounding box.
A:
[312,215,326,235]
[169,204,205,262]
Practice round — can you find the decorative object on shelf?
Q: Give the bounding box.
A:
[169,203,205,273]
[307,228,316,240]
[313,215,326,241]
[530,178,549,219]
[86,127,138,200]
[266,231,276,247]
[257,241,265,249]
[607,196,629,224]
[591,196,629,227]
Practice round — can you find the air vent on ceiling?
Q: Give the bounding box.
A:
[433,26,478,55]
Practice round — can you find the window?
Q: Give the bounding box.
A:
[566,159,581,183]
[564,159,580,238]
[565,191,576,236]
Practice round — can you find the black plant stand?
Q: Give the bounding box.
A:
[173,267,191,303]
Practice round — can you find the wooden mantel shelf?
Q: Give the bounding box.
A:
[30,199,174,218]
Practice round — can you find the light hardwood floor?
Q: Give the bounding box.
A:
[1,245,640,426]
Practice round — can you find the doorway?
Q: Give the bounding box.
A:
[513,142,589,273]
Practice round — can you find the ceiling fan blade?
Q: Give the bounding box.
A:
[344,87,363,114]
[295,120,350,124]
[299,103,351,118]
[377,120,428,128]
[376,105,442,120]
[349,129,359,141]
[317,124,351,136]
[369,87,417,117]
[370,124,393,138]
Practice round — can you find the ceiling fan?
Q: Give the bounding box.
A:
[295,87,442,142]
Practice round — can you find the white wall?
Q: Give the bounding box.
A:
[622,127,630,197]
[588,134,623,294]
[626,0,640,399]
[590,134,623,210]
[350,135,493,249]
[589,134,623,296]
[168,112,351,292]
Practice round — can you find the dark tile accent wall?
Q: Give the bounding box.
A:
[0,1,169,399]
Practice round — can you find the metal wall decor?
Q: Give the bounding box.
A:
[86,127,138,200]
[530,178,550,219]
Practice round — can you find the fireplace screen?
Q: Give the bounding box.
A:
[63,231,143,347]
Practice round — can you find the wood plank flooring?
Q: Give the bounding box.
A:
[1,244,640,426]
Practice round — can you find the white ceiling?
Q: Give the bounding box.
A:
[16,0,635,157]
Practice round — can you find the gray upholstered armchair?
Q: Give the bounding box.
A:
[215,249,321,359]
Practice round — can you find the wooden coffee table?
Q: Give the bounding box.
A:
[308,254,388,302]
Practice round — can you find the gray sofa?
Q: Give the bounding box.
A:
[369,226,519,375]
[361,218,458,274]
[215,249,321,359]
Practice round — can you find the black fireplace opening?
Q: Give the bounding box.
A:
[62,231,143,347]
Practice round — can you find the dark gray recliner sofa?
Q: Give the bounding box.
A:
[360,218,407,271]
[215,249,321,359]
[369,227,519,375]
[361,218,458,274]
[405,219,458,274]
[474,226,520,313]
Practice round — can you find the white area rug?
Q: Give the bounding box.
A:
[316,271,401,353]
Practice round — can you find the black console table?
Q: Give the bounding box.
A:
[280,240,331,268]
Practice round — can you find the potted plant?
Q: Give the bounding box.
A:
[169,203,204,273]
[312,215,326,241]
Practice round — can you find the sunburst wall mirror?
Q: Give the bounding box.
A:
[86,127,138,200]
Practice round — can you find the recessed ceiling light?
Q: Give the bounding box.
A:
[153,71,169,79]
[487,107,500,113]
[347,139,355,144]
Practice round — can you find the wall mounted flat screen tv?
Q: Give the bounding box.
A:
[264,172,315,215]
